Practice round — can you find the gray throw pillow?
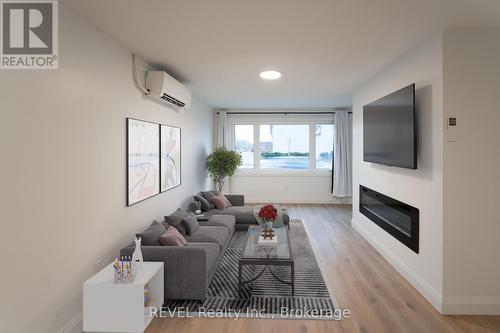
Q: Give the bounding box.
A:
[200,190,220,210]
[164,208,188,236]
[182,213,199,236]
[136,221,167,246]
[188,200,201,212]
[193,194,210,212]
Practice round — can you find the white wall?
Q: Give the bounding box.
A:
[442,28,500,314]
[0,6,213,333]
[351,35,444,311]
[230,172,351,204]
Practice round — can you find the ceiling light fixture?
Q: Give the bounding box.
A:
[260,70,282,80]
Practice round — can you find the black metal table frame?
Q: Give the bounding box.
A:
[238,227,294,296]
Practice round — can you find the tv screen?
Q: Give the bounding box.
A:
[363,84,416,169]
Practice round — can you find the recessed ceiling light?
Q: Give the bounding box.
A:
[260,70,282,80]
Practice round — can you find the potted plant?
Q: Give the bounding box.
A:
[205,147,242,192]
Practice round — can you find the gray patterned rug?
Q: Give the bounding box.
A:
[163,219,338,320]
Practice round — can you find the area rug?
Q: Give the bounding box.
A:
[162,218,339,320]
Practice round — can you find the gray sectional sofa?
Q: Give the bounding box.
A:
[120,215,235,301]
[120,193,290,302]
[197,194,290,230]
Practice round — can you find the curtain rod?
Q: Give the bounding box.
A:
[218,111,352,115]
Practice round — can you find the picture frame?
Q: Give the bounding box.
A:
[160,124,181,192]
[126,118,160,206]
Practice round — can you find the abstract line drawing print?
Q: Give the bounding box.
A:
[127,118,160,205]
[160,125,181,192]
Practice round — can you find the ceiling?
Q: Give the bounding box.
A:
[64,0,500,109]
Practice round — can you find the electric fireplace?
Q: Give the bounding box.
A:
[359,185,419,253]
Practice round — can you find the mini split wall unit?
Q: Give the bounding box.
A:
[132,55,192,109]
[146,71,192,108]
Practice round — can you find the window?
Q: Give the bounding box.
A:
[234,125,254,169]
[315,124,334,169]
[231,114,334,172]
[260,124,309,169]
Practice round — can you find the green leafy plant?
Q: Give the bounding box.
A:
[206,147,243,191]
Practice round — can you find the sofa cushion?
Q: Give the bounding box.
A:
[164,208,188,236]
[199,215,236,234]
[210,206,257,225]
[186,242,220,277]
[211,193,232,209]
[185,226,230,248]
[224,194,245,206]
[182,213,199,236]
[159,227,187,246]
[193,195,210,212]
[136,221,167,246]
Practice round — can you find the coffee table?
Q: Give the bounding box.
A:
[238,225,294,296]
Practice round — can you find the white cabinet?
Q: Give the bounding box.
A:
[83,262,164,333]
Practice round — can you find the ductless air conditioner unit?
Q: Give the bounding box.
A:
[146,71,192,109]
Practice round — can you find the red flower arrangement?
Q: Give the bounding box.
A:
[258,204,278,222]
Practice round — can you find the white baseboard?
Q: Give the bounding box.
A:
[442,297,500,315]
[245,197,352,204]
[352,215,500,315]
[351,215,443,312]
[57,311,82,333]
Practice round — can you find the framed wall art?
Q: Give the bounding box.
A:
[126,118,160,206]
[160,124,181,192]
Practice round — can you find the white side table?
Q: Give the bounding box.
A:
[83,262,164,333]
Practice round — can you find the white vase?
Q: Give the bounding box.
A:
[132,237,143,271]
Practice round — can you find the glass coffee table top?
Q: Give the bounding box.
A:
[242,225,291,260]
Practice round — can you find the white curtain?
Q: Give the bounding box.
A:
[215,111,228,148]
[214,111,230,192]
[332,111,352,197]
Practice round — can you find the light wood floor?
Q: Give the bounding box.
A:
[146,204,500,333]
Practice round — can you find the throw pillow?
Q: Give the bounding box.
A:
[136,221,167,246]
[200,191,213,209]
[193,194,210,212]
[211,193,232,210]
[200,190,220,210]
[182,213,199,236]
[159,226,187,246]
[188,200,201,212]
[221,194,232,207]
[164,208,188,236]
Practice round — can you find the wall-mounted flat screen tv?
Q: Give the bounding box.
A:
[363,84,417,169]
